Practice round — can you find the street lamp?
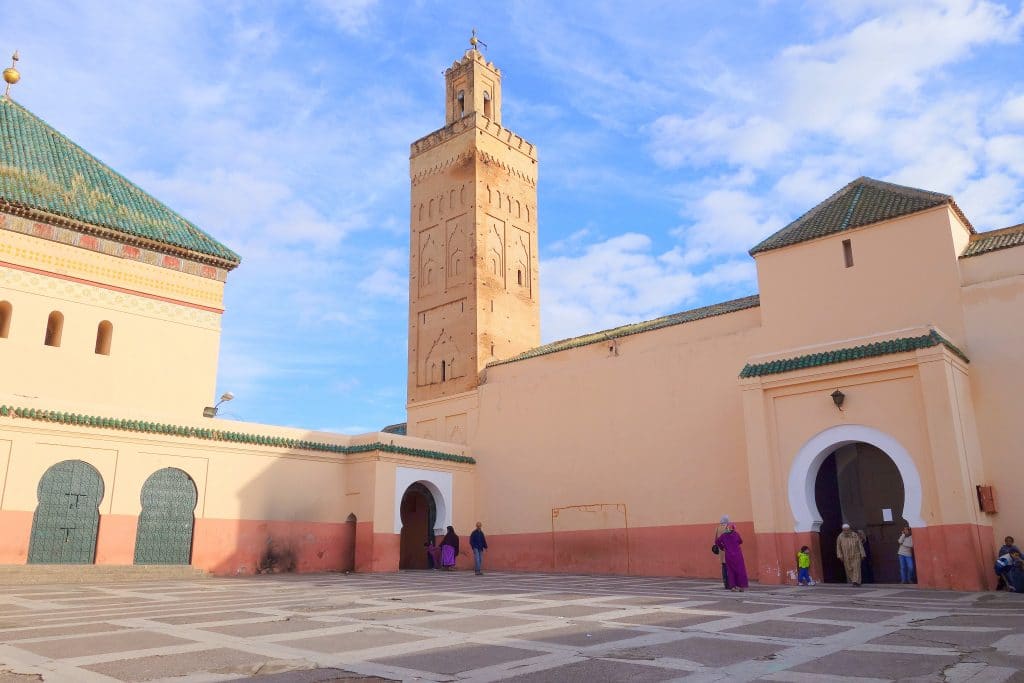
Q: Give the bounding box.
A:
[203,391,234,418]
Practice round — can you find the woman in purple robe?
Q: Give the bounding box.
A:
[440,526,459,570]
[716,524,749,591]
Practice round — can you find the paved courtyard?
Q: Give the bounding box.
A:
[1,571,1022,682]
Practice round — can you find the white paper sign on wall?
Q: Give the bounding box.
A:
[882,508,893,522]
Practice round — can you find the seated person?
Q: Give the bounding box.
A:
[996,536,1021,590]
[1006,550,1024,594]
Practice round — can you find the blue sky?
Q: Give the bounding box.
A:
[3,1,1023,432]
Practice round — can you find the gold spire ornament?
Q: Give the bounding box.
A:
[3,51,20,99]
[470,28,486,52]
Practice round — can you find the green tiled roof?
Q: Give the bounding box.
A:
[0,98,239,265]
[739,330,968,379]
[489,294,760,367]
[750,177,972,255]
[961,223,1024,258]
[0,404,474,464]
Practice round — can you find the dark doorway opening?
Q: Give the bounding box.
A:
[399,483,436,569]
[343,513,357,572]
[814,443,905,583]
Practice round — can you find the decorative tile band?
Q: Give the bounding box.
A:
[739,329,969,379]
[1,211,231,281]
[0,405,475,465]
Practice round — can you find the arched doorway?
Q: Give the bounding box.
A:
[134,468,197,565]
[399,483,436,569]
[28,460,104,564]
[789,425,926,585]
[814,443,904,583]
[343,513,357,572]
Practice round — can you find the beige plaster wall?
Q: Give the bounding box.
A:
[755,207,970,350]
[0,408,471,525]
[469,306,763,536]
[959,246,1024,545]
[0,227,225,418]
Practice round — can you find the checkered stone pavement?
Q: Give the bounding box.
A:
[1,571,1022,682]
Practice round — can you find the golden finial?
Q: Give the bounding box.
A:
[470,28,487,52]
[3,50,20,99]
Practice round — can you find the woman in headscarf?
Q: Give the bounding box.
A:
[715,523,749,591]
[440,525,459,570]
[714,516,731,589]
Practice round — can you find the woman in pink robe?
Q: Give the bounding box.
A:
[716,524,749,591]
[440,526,459,570]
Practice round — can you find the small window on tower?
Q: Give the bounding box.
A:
[457,90,465,116]
[441,360,447,382]
[483,91,492,118]
[517,269,523,286]
[842,239,854,268]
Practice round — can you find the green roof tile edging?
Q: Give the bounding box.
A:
[489,295,760,367]
[739,330,968,379]
[961,223,1024,258]
[0,405,474,464]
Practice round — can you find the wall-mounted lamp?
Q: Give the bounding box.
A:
[203,391,234,418]
[830,389,845,410]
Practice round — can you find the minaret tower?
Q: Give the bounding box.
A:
[407,37,539,427]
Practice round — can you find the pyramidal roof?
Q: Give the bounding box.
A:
[0,97,240,266]
[749,177,972,256]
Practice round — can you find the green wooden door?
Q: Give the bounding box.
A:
[134,468,197,564]
[28,460,104,564]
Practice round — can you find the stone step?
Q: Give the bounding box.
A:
[0,564,208,585]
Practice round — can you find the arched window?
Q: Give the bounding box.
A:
[457,90,465,116]
[95,320,113,355]
[441,360,447,382]
[517,269,523,286]
[44,311,63,347]
[483,91,492,118]
[0,301,11,338]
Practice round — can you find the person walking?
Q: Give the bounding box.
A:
[836,524,865,586]
[897,525,915,584]
[714,516,731,589]
[469,522,488,575]
[440,526,459,570]
[715,523,749,591]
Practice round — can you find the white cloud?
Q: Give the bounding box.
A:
[311,0,379,35]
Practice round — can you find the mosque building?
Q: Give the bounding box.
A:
[0,43,1020,591]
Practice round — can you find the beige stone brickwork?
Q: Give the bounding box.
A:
[407,48,540,418]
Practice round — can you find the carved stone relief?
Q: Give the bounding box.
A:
[446,215,468,288]
[418,226,442,297]
[486,216,505,286]
[509,226,531,296]
[417,298,467,387]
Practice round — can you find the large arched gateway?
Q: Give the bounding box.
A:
[814,443,905,583]
[789,425,926,584]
